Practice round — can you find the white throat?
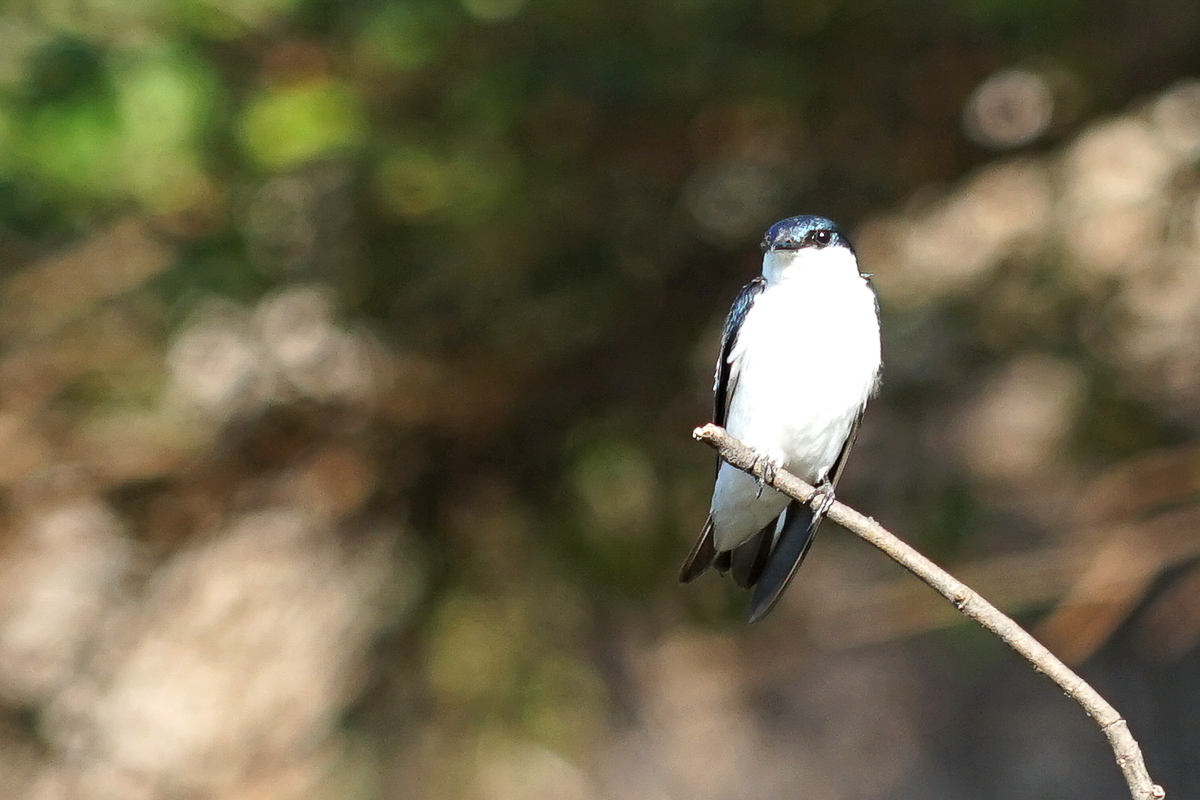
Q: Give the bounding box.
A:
[762,245,861,285]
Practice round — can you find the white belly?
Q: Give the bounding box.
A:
[709,265,880,551]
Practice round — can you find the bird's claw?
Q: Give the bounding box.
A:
[809,477,836,517]
[753,455,778,498]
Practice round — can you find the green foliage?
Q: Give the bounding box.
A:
[239,78,367,171]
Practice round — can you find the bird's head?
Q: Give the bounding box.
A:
[760,215,859,283]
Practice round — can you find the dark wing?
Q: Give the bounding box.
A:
[713,276,765,427]
[824,409,866,491]
[744,411,866,623]
[678,276,766,583]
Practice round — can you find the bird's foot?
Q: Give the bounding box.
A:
[752,455,780,498]
[809,477,836,517]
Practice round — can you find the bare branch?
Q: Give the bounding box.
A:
[693,423,1165,800]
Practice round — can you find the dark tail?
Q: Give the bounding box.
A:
[679,516,717,582]
[745,501,821,623]
[729,522,774,589]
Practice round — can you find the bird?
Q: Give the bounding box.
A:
[680,214,881,623]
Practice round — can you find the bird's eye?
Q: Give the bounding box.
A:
[808,229,833,247]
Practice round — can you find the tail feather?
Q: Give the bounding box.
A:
[679,516,717,583]
[683,499,827,623]
[746,501,821,623]
[729,522,774,589]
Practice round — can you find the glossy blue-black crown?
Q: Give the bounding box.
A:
[761,215,853,253]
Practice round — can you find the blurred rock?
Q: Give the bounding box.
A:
[40,508,396,799]
[864,160,1051,305]
[1106,248,1200,418]
[954,355,1086,483]
[0,500,129,705]
[1064,118,1178,208]
[475,738,596,800]
[167,302,276,419]
[1150,80,1200,154]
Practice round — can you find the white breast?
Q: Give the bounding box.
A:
[708,246,879,551]
[723,246,880,482]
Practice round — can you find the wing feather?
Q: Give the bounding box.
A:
[713,276,765,427]
[679,276,766,582]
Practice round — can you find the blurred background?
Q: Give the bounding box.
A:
[0,0,1198,798]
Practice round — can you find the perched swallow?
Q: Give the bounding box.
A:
[681,215,881,622]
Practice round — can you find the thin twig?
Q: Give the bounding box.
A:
[693,423,1164,800]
